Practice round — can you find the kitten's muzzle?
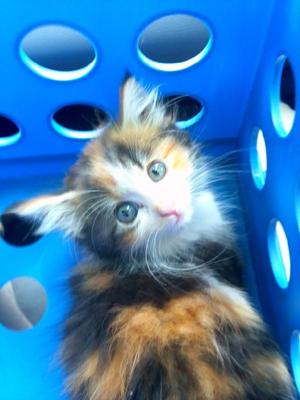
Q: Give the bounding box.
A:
[157,209,183,223]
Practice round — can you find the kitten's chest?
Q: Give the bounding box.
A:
[65,270,260,400]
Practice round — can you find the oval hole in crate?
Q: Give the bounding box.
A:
[163,95,203,128]
[268,219,291,289]
[250,128,267,190]
[0,115,21,146]
[137,14,212,72]
[271,56,296,137]
[20,24,97,81]
[0,277,47,331]
[52,104,110,139]
[291,331,300,395]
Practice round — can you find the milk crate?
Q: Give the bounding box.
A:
[0,1,299,398]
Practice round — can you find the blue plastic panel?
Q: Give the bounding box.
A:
[0,0,274,167]
[238,0,300,390]
[0,176,76,399]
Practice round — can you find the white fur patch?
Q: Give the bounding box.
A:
[104,153,230,260]
[121,78,168,128]
[206,275,262,327]
[17,191,80,237]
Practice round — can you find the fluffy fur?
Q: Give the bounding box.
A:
[0,78,296,399]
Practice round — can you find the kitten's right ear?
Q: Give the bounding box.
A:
[0,191,79,246]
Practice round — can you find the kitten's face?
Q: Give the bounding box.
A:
[1,78,226,262]
[69,123,198,257]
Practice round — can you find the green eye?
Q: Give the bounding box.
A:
[115,202,139,223]
[148,161,166,182]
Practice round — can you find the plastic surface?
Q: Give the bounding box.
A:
[0,0,299,398]
[238,0,300,389]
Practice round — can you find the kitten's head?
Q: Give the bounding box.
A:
[1,78,228,266]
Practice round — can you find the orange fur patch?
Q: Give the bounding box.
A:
[66,351,101,394]
[89,161,117,195]
[83,271,115,292]
[83,140,118,195]
[151,137,192,174]
[65,272,267,400]
[72,289,251,400]
[122,229,136,246]
[194,361,244,400]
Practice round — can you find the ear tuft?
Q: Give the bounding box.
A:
[119,77,173,128]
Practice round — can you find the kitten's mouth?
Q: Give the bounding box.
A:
[161,213,185,234]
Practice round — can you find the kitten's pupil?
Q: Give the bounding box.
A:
[148,161,166,182]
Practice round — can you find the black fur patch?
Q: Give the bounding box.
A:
[1,212,41,246]
[193,241,243,287]
[102,137,150,169]
[246,385,294,400]
[214,323,295,399]
[128,348,199,400]
[71,271,202,308]
[128,358,169,400]
[214,322,279,377]
[114,143,144,168]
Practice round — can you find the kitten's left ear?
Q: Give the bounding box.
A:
[0,191,78,246]
[119,76,174,128]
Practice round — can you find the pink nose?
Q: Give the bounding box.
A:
[158,209,182,221]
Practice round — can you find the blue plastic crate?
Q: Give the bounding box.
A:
[0,0,299,398]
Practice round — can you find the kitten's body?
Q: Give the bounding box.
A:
[1,78,295,399]
[63,260,286,400]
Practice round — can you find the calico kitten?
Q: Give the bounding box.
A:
[0,78,296,400]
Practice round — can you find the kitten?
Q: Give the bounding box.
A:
[0,78,296,400]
